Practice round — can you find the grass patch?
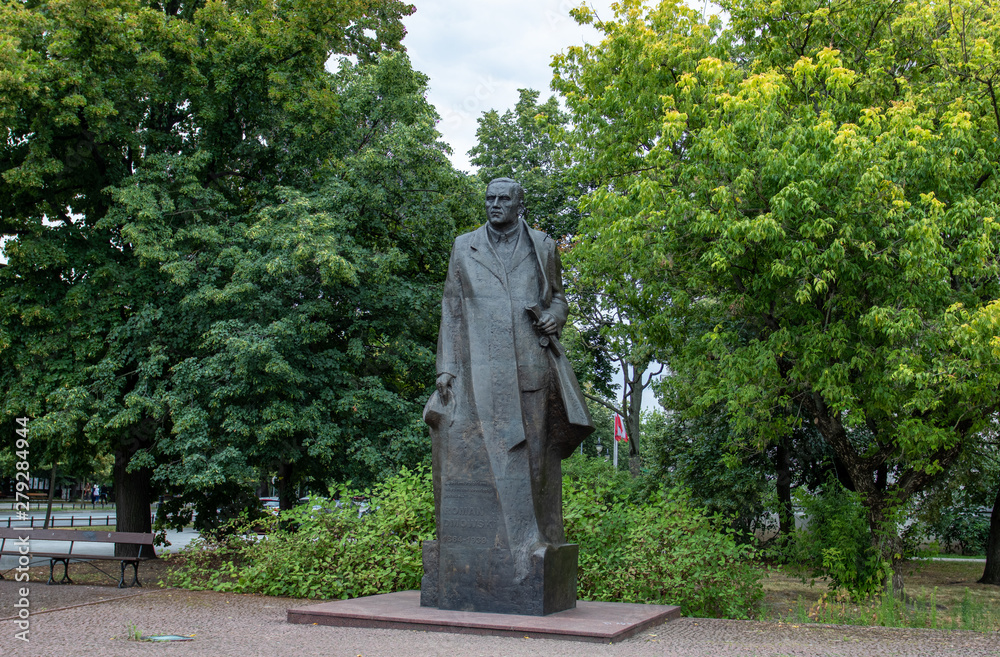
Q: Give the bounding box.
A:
[62,525,116,531]
[763,560,1000,631]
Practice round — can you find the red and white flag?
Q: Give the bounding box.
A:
[613,413,628,443]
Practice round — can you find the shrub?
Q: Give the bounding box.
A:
[166,465,435,598]
[927,510,990,556]
[169,456,764,617]
[782,479,892,596]
[563,455,763,618]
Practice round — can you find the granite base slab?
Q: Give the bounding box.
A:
[286,590,680,643]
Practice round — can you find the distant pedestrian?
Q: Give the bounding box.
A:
[92,484,100,506]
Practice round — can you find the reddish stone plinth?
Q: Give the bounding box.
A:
[287,590,680,643]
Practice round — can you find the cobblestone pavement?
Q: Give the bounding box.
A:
[1,582,998,657]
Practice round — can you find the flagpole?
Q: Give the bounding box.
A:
[613,435,618,469]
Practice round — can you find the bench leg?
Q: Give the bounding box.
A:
[48,558,72,585]
[119,560,141,588]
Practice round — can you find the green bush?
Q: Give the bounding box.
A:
[927,510,990,556]
[781,480,891,596]
[166,465,435,599]
[562,455,763,618]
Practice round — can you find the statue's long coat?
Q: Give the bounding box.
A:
[426,221,594,545]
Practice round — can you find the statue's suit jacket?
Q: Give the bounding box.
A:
[431,220,594,461]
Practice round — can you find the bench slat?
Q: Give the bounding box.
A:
[0,551,149,561]
[0,528,154,544]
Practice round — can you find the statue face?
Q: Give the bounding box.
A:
[486,182,520,230]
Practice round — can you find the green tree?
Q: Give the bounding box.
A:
[0,0,470,542]
[468,88,583,241]
[915,418,999,582]
[469,88,662,473]
[567,249,665,475]
[141,55,477,516]
[553,0,1000,592]
[643,407,773,536]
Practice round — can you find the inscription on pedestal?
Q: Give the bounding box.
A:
[440,482,502,548]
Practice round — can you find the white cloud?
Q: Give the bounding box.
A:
[403,1,724,172]
[402,0,617,172]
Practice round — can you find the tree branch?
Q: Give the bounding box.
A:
[582,391,622,416]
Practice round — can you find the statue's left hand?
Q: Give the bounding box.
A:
[436,372,455,404]
[536,312,558,336]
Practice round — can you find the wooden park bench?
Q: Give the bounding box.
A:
[0,527,155,588]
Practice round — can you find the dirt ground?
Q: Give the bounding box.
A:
[15,554,175,590]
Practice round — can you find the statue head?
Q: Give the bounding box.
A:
[486,177,525,230]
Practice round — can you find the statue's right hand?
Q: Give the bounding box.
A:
[436,373,455,404]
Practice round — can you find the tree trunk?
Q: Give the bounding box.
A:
[867,501,905,596]
[43,463,57,529]
[832,455,856,491]
[775,436,793,535]
[802,388,968,597]
[114,427,155,558]
[624,364,644,477]
[978,481,1000,585]
[277,461,296,510]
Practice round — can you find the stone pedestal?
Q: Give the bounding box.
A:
[419,434,578,616]
[288,591,681,644]
[421,539,577,616]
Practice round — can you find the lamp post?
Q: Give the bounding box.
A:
[595,438,609,462]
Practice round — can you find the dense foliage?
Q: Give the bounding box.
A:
[554,0,1000,590]
[562,456,763,617]
[468,88,583,242]
[783,479,899,596]
[166,465,434,598]
[168,456,763,617]
[642,408,774,536]
[0,0,475,529]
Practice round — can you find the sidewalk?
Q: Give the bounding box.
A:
[1,582,997,657]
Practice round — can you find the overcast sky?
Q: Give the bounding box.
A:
[401,1,619,172]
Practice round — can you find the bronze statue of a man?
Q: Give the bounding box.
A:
[421,177,594,616]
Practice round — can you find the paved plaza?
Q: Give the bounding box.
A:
[1,581,997,657]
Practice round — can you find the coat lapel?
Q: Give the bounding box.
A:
[468,225,505,284]
[508,221,535,273]
[525,222,552,307]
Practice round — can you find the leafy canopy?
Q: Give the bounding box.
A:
[0,0,475,515]
[553,0,1000,573]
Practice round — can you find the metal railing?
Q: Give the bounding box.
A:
[4,514,154,529]
[3,501,115,511]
